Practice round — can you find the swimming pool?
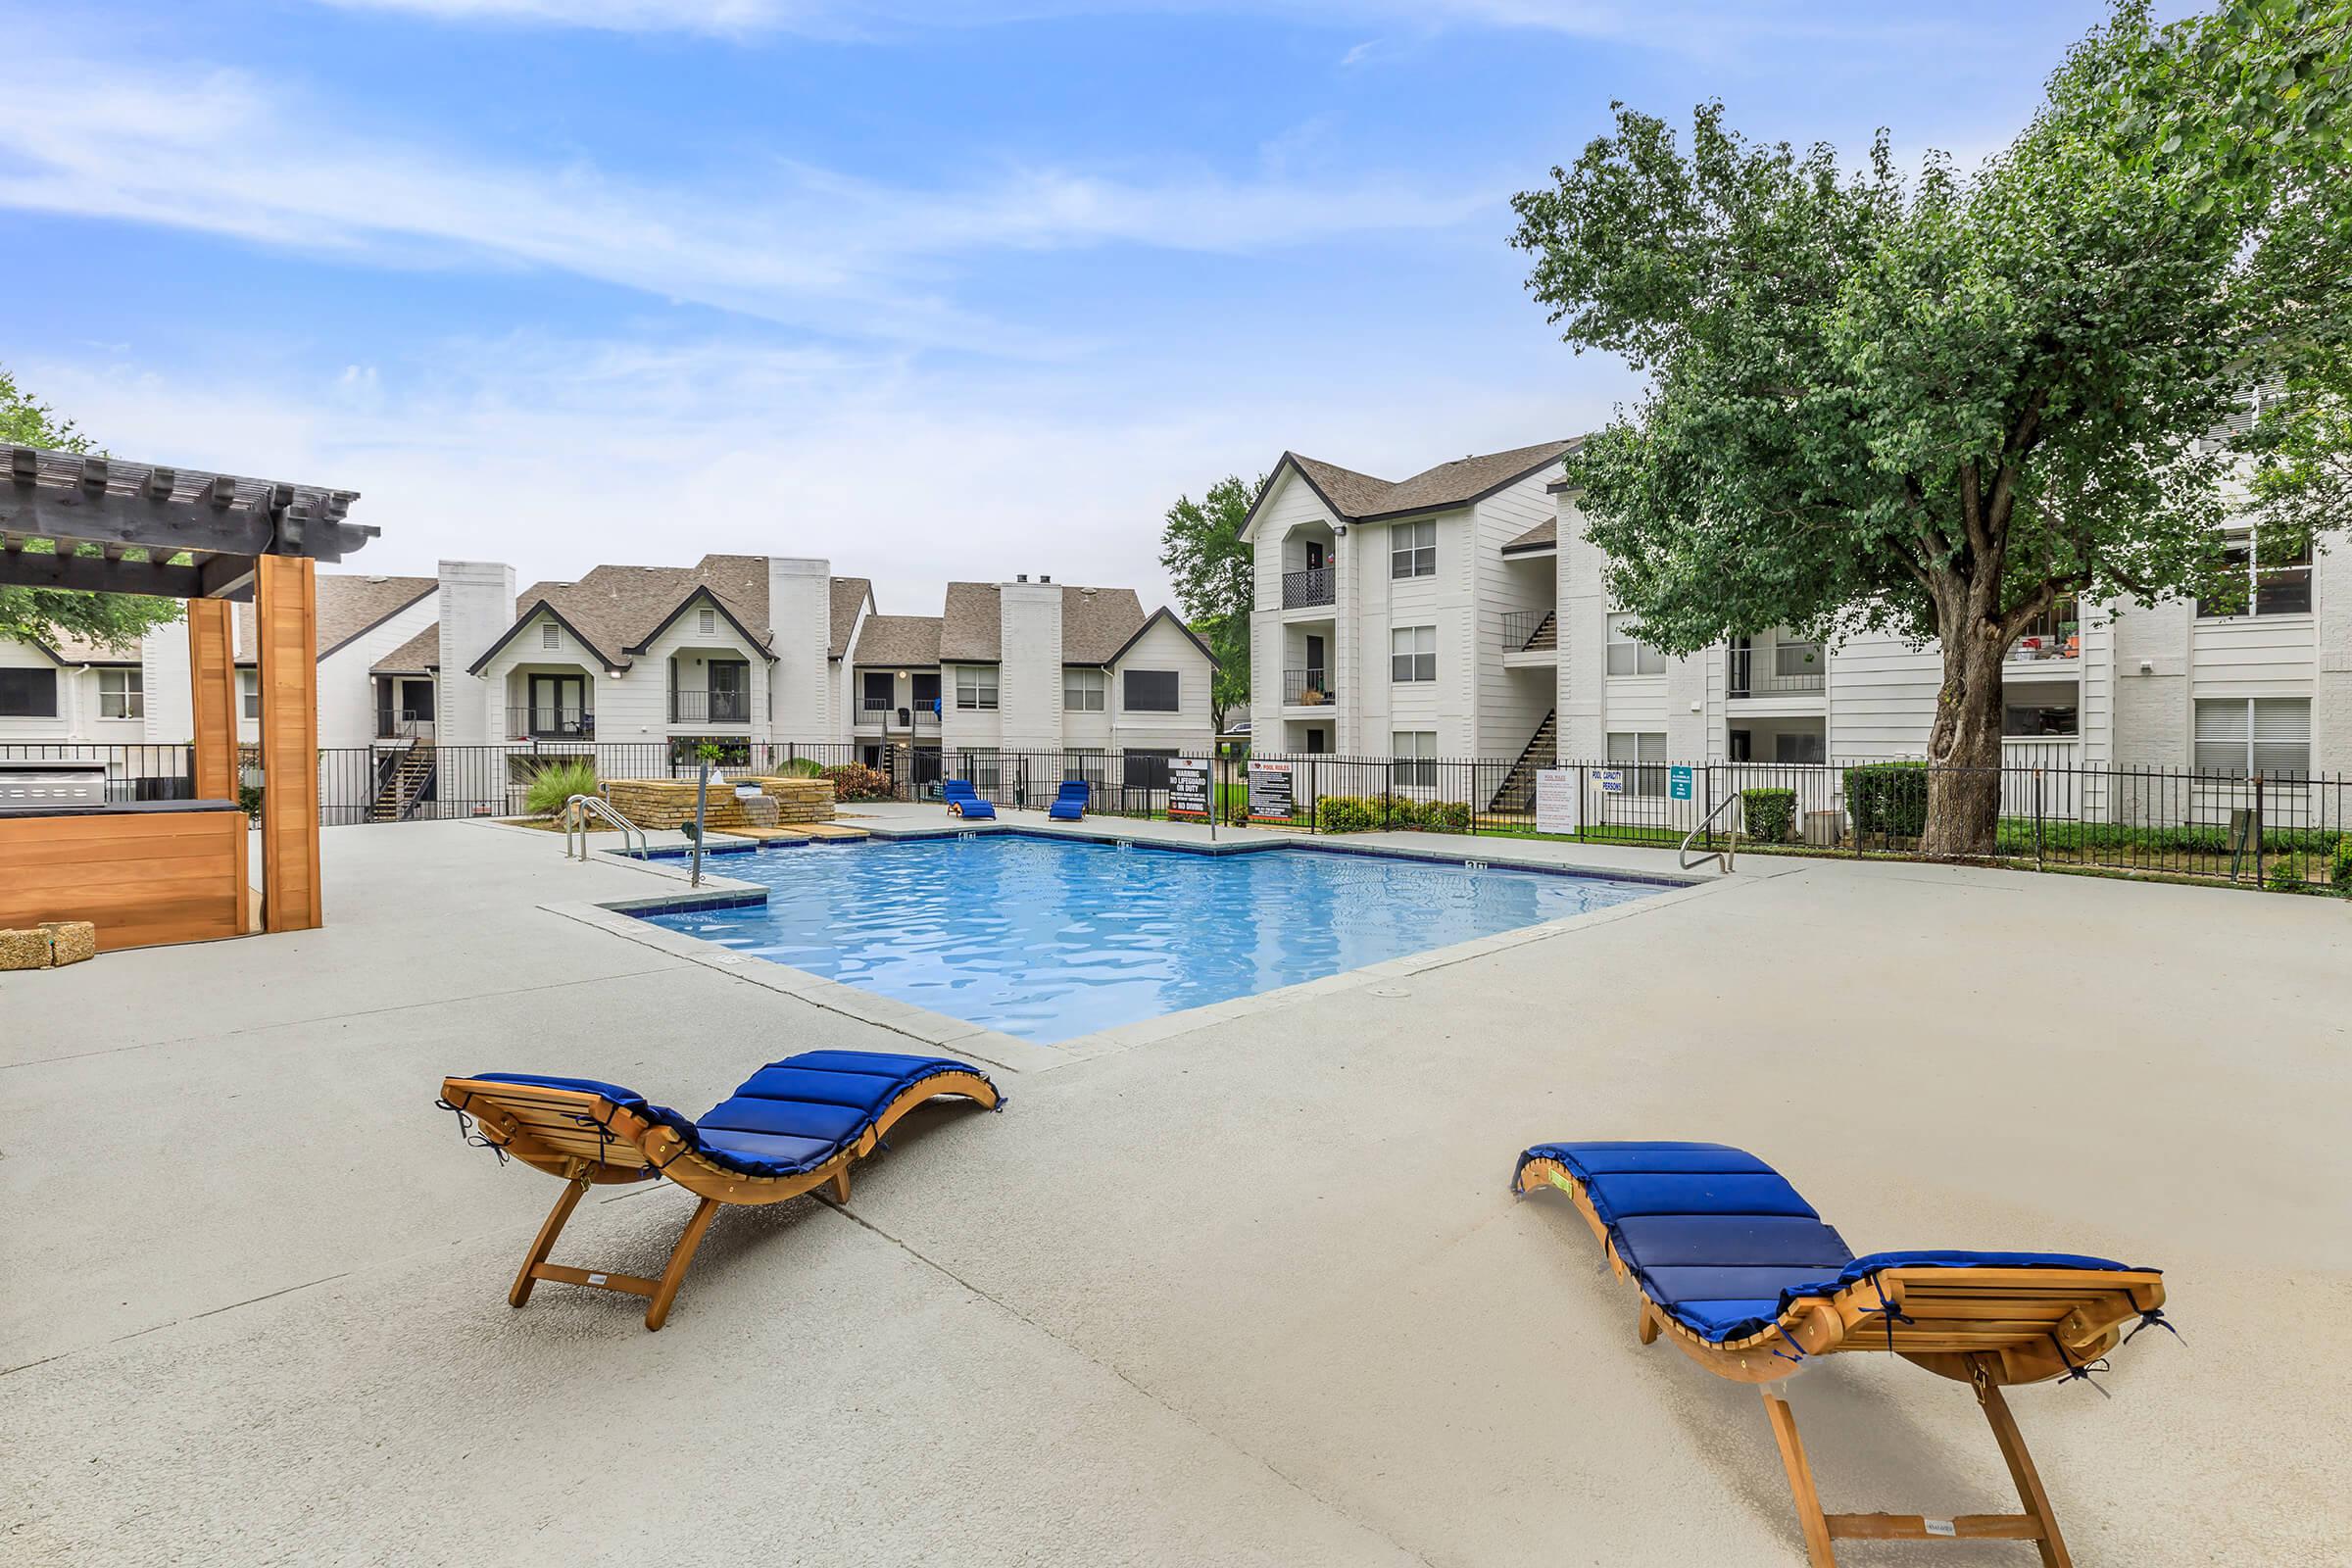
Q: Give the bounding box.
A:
[632,834,1664,1044]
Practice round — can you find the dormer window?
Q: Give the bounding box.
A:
[541,621,560,651]
[699,606,716,636]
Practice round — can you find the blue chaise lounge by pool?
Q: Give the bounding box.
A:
[439,1051,1003,1329]
[1048,780,1089,820]
[1513,1140,2169,1566]
[943,778,996,819]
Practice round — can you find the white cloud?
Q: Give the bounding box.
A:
[0,55,1494,353]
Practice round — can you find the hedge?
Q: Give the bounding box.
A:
[1843,760,1930,838]
[1312,796,1473,834]
[820,762,897,802]
[1739,786,1797,844]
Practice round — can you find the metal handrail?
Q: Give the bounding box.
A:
[1678,790,1740,873]
[564,793,647,858]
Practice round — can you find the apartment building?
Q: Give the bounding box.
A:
[1241,440,1576,787]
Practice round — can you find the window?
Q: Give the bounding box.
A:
[0,667,58,717]
[1123,669,1179,711]
[2194,698,2310,777]
[1773,731,1825,764]
[1391,519,1436,579]
[541,620,561,650]
[1123,749,1175,790]
[1605,613,1667,676]
[1391,625,1436,683]
[239,669,260,719]
[1063,749,1107,785]
[1064,667,1105,712]
[1774,641,1824,679]
[2003,702,2079,737]
[1392,730,1438,789]
[2197,530,2314,617]
[956,666,998,710]
[667,735,749,768]
[98,667,143,719]
[862,671,894,711]
[960,749,1003,790]
[697,606,716,635]
[1607,731,1669,797]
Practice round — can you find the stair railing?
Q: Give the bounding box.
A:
[564,794,648,859]
[1679,792,1740,873]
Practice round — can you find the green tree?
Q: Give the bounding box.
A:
[1158,472,1261,731]
[0,368,183,650]
[1510,1,2348,855]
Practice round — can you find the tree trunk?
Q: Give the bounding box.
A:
[1920,613,2008,858]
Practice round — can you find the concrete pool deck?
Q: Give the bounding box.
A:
[3,815,2347,1565]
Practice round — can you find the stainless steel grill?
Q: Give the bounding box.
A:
[0,759,110,809]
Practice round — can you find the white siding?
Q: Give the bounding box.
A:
[317,590,438,749]
[1109,616,1215,752]
[1471,473,1557,759]
[2190,615,2318,698]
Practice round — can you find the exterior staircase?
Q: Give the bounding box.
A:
[1518,610,1556,652]
[369,741,437,822]
[1488,710,1557,813]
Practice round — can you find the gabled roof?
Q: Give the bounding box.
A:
[372,622,441,673]
[31,629,142,665]
[1241,438,1583,538]
[852,614,944,667]
[830,576,871,659]
[938,581,1149,665]
[1102,606,1220,669]
[1500,517,1557,555]
[233,573,437,665]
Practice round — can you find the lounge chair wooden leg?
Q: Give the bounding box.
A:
[828,1168,852,1203]
[1637,1302,1659,1345]
[644,1197,721,1332]
[1761,1389,1838,1568]
[1971,1356,2071,1568]
[510,1175,589,1309]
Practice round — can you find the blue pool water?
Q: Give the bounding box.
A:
[634,834,1662,1044]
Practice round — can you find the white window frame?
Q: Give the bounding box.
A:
[541,620,561,651]
[238,669,260,720]
[2193,697,2310,777]
[1122,668,1180,712]
[697,606,717,636]
[1606,731,1669,797]
[2197,527,2315,618]
[956,666,999,710]
[1391,519,1436,579]
[1063,666,1105,712]
[1392,730,1438,790]
[1391,624,1437,683]
[98,666,144,719]
[1605,613,1667,676]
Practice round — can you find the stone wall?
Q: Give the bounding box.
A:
[602,775,836,830]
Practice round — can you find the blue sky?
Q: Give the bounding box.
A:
[2,0,2132,611]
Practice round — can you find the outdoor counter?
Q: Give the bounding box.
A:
[0,801,251,951]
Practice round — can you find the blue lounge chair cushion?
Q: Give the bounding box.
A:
[956,797,997,818]
[1515,1141,2151,1346]
[472,1051,999,1180]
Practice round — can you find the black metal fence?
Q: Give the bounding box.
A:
[6,739,2344,890]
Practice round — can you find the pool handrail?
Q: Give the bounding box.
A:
[1678,794,1739,873]
[564,793,648,859]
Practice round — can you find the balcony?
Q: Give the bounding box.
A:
[373,711,436,743]
[1499,610,1557,654]
[669,688,752,723]
[859,697,942,727]
[2006,597,2082,665]
[508,705,594,741]
[1282,566,1335,610]
[1727,644,1824,697]
[1282,667,1336,708]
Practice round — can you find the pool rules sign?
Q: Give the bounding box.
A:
[1534,768,1576,835]
[1249,760,1295,821]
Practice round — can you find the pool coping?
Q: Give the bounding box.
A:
[540,819,1741,1076]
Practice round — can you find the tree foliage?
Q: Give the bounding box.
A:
[1509,0,2348,852]
[1158,472,1261,728]
[0,368,184,651]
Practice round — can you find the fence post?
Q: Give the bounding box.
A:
[2034,767,2045,870]
[1575,760,1585,841]
[2253,771,2266,886]
[1702,764,1714,854]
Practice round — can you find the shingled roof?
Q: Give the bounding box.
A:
[934,582,1149,665]
[851,614,944,667]
[1501,517,1557,554]
[234,573,437,666]
[1247,438,1582,534]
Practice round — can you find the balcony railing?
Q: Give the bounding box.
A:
[374,710,436,742]
[1727,644,1825,697]
[1282,667,1336,707]
[859,697,943,726]
[1499,609,1557,653]
[1282,566,1335,610]
[2006,597,2082,663]
[669,688,752,723]
[507,706,594,740]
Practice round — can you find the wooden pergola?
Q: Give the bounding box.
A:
[1,444,376,939]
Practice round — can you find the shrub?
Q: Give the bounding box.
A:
[2267,858,2308,894]
[1314,795,1380,832]
[775,756,827,778]
[237,782,265,821]
[1422,800,1472,831]
[821,762,897,802]
[1383,796,1424,829]
[523,758,599,816]
[1739,787,1798,844]
[2334,839,2352,893]
[1843,761,1929,839]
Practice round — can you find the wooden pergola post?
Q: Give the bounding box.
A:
[255,555,321,932]
[187,599,238,801]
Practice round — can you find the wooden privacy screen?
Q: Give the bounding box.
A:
[255,555,321,933]
[187,598,238,803]
[0,808,248,950]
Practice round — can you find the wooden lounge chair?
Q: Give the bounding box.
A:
[439,1051,1003,1330]
[942,778,996,819]
[1512,1141,2169,1567]
[1048,780,1090,820]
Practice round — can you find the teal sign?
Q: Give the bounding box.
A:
[1668,764,1694,802]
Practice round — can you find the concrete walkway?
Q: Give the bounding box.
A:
[2,817,2346,1566]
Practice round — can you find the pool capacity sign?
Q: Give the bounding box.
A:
[1248,760,1295,821]
[1168,759,1212,819]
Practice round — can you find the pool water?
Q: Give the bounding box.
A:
[634,834,1663,1044]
